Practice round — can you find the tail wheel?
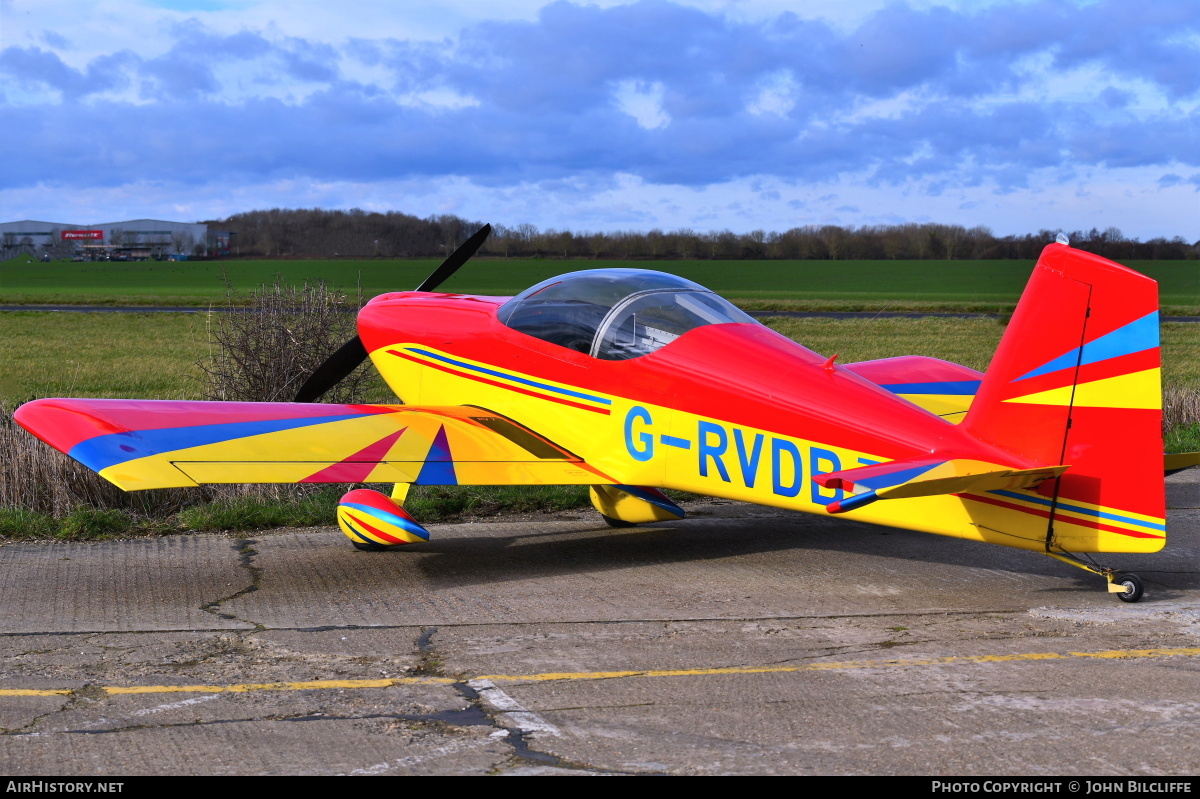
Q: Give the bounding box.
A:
[1114,573,1145,603]
[601,514,637,528]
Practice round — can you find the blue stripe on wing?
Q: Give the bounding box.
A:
[69,412,371,473]
[878,380,981,396]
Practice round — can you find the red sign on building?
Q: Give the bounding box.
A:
[62,230,104,240]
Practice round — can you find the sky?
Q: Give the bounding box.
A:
[1,0,1198,239]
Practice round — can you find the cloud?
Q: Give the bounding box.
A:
[140,52,221,99]
[1,0,1197,238]
[746,70,797,116]
[612,79,670,129]
[1099,86,1132,108]
[1048,0,1200,99]
[0,46,136,98]
[39,30,69,49]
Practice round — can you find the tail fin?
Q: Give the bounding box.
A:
[963,243,1165,553]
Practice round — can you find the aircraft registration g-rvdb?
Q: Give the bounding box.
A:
[15,227,1199,602]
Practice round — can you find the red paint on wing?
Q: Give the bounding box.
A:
[301,428,408,483]
[14,398,398,454]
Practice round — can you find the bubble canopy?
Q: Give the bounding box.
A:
[497,269,758,360]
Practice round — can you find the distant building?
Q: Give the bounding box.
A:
[0,218,210,260]
[208,230,236,257]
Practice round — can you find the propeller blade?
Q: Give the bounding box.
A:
[295,223,490,402]
[293,335,368,403]
[414,223,491,292]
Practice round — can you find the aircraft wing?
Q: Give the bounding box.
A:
[815,456,1067,514]
[842,355,984,422]
[14,399,611,491]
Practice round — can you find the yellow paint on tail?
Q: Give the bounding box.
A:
[1004,368,1161,409]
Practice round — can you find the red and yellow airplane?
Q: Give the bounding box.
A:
[15,227,1189,602]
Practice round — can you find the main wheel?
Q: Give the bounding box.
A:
[352,540,393,552]
[1114,572,1144,603]
[601,514,637,528]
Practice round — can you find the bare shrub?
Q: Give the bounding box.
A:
[2,404,340,526]
[200,278,369,403]
[1,403,190,516]
[1163,386,1200,435]
[1,281,374,531]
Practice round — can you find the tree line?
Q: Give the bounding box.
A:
[206,208,1199,261]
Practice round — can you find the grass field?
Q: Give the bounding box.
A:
[0,312,210,404]
[3,257,1198,313]
[2,311,1198,540]
[0,311,395,407]
[4,312,1197,408]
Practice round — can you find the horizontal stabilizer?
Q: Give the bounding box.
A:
[1165,452,1200,476]
[842,356,983,422]
[816,456,1067,514]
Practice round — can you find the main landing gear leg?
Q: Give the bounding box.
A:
[1045,551,1145,603]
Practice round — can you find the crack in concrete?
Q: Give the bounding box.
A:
[9,708,503,738]
[198,539,264,630]
[452,680,562,771]
[0,608,1039,639]
[410,626,442,677]
[451,680,650,775]
[402,628,617,773]
[4,674,497,739]
[0,681,112,737]
[0,695,75,736]
[536,702,656,713]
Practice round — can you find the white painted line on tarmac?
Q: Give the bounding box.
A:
[129,693,222,717]
[468,678,562,738]
[17,692,224,737]
[345,738,496,775]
